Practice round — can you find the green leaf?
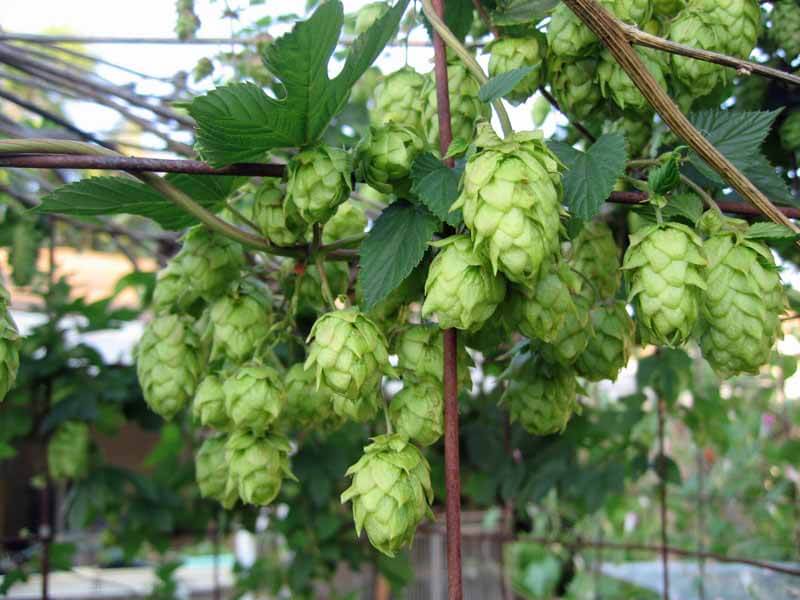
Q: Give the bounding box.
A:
[745,221,799,241]
[653,453,682,485]
[410,152,463,226]
[478,67,535,103]
[0,441,16,460]
[358,201,439,309]
[423,0,474,42]
[663,192,703,223]
[546,140,581,167]
[492,0,559,26]
[647,156,681,196]
[562,134,627,220]
[189,0,409,166]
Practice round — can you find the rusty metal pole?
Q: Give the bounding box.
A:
[430,1,463,598]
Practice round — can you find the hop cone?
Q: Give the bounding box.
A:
[137,314,201,420]
[698,216,785,377]
[605,116,653,158]
[421,235,507,331]
[548,56,603,120]
[195,434,238,508]
[598,49,667,113]
[502,352,579,436]
[286,261,351,320]
[152,261,200,313]
[389,379,443,447]
[305,308,391,400]
[332,389,382,423]
[486,34,547,105]
[354,1,388,35]
[547,2,600,57]
[771,0,800,61]
[226,430,296,506]
[0,307,20,402]
[421,59,490,148]
[356,123,425,194]
[192,373,230,430]
[622,221,706,346]
[394,323,472,387]
[692,0,761,59]
[172,226,245,301]
[540,294,594,365]
[283,363,341,431]
[451,125,564,285]
[571,220,621,300]
[341,434,434,557]
[252,179,308,247]
[48,421,90,481]
[224,363,284,432]
[323,201,367,244]
[780,111,800,152]
[286,145,352,224]
[372,67,427,133]
[653,0,685,17]
[209,282,272,362]
[575,301,635,381]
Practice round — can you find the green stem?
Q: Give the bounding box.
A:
[312,223,336,311]
[319,233,366,254]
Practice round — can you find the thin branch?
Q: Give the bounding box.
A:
[538,86,597,143]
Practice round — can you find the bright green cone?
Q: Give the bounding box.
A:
[421,235,507,331]
[575,300,635,381]
[692,0,761,59]
[570,220,621,301]
[622,221,707,346]
[226,430,296,506]
[172,226,245,301]
[195,434,238,509]
[223,363,284,432]
[451,125,564,285]
[547,2,601,57]
[192,373,230,430]
[598,49,667,113]
[371,67,427,133]
[152,261,200,313]
[540,294,594,365]
[394,323,472,388]
[137,314,202,420]
[389,378,443,447]
[283,363,341,431]
[48,421,90,481]
[209,282,272,362]
[286,145,352,224]
[780,112,800,152]
[547,56,603,121]
[252,179,308,247]
[356,123,425,194]
[486,34,547,105]
[771,0,800,61]
[323,201,367,244]
[0,307,20,402]
[341,433,434,557]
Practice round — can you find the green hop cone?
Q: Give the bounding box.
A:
[137,314,201,420]
[341,433,434,557]
[283,363,341,431]
[372,67,427,133]
[605,115,653,158]
[547,2,600,57]
[226,430,296,506]
[598,49,667,113]
[286,145,352,224]
[193,56,214,83]
[771,0,800,61]
[698,216,785,377]
[284,260,351,321]
[540,293,594,365]
[331,389,382,423]
[252,179,308,247]
[486,34,547,105]
[502,352,579,436]
[780,111,800,152]
[152,261,200,313]
[451,125,564,285]
[223,363,284,432]
[421,58,491,148]
[421,235,507,331]
[323,201,367,244]
[668,6,731,97]
[356,123,425,194]
[47,421,90,481]
[692,0,761,58]
[389,378,443,447]
[622,221,706,346]
[172,226,245,301]
[305,308,391,400]
[653,0,685,17]
[575,300,635,381]
[547,56,603,120]
[195,434,238,508]
[394,323,472,388]
[209,282,272,362]
[570,220,621,300]
[0,307,20,402]
[353,1,388,35]
[192,373,230,430]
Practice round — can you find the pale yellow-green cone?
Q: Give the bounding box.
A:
[486,34,547,105]
[286,145,352,224]
[570,220,621,301]
[353,1,388,35]
[371,67,427,133]
[195,434,238,509]
[223,363,285,432]
[451,125,564,285]
[323,201,367,244]
[356,123,425,194]
[389,378,443,447]
[598,49,667,113]
[192,373,231,430]
[137,314,202,420]
[622,221,707,347]
[0,307,20,402]
[421,235,507,331]
[152,261,200,313]
[780,112,800,152]
[690,0,761,59]
[771,0,800,62]
[540,294,594,365]
[48,421,90,481]
[502,352,579,436]
[547,56,603,121]
[341,433,434,557]
[305,308,391,401]
[393,323,472,388]
[172,226,245,301]
[575,300,635,381]
[283,363,342,431]
[209,282,272,362]
[251,179,308,247]
[226,430,296,506]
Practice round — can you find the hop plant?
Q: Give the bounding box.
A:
[547,56,603,120]
[251,179,308,247]
[421,58,490,148]
[224,363,285,432]
[486,34,548,105]
[598,49,667,113]
[172,226,245,301]
[48,421,90,481]
[353,1,388,35]
[502,352,579,436]
[137,314,202,420]
[283,363,341,431]
[451,125,564,285]
[323,201,367,244]
[209,282,272,362]
[575,301,635,381]
[389,378,443,447]
[192,373,230,430]
[286,145,352,224]
[421,235,507,331]
[226,430,296,506]
[771,0,800,62]
[394,323,472,387]
[540,294,594,365]
[195,434,237,508]
[622,221,706,346]
[341,434,434,557]
[305,308,391,400]
[372,67,427,133]
[605,115,653,158]
[570,220,621,300]
[356,123,425,194]
[780,111,800,152]
[0,306,20,402]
